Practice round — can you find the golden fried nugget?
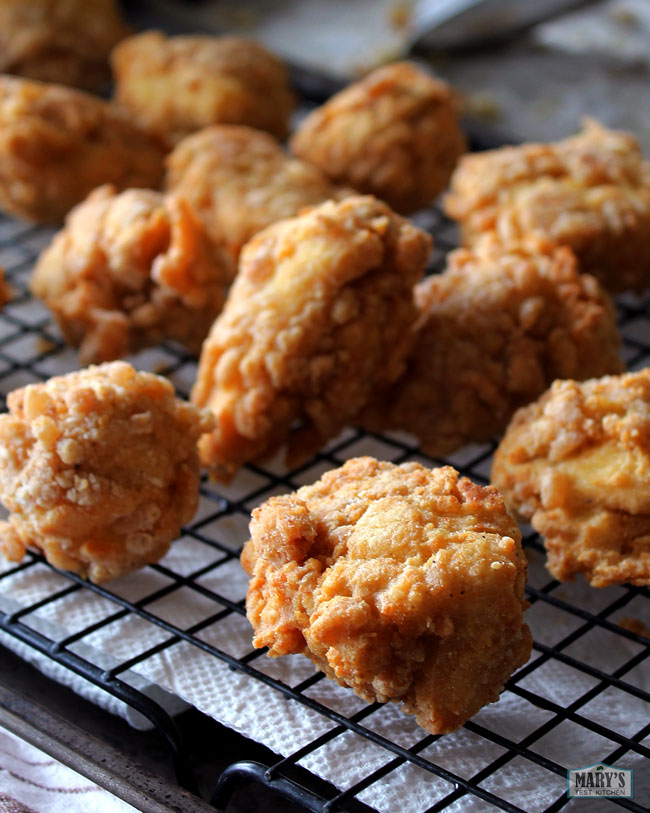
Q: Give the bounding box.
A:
[31,185,235,365]
[0,76,165,224]
[361,235,624,456]
[492,370,650,587]
[0,362,214,583]
[0,0,128,91]
[165,125,340,260]
[112,31,295,146]
[445,119,650,293]
[290,62,466,214]
[242,457,531,734]
[192,196,431,480]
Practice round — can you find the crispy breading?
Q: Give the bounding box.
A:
[0,362,214,583]
[31,185,235,364]
[112,31,295,146]
[290,62,466,214]
[242,457,531,734]
[0,76,165,224]
[0,0,128,91]
[445,119,650,293]
[192,196,431,480]
[361,235,624,456]
[165,125,340,260]
[491,370,650,587]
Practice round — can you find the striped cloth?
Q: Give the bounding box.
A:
[0,727,137,813]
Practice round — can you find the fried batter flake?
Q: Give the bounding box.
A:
[165,125,340,260]
[192,195,431,480]
[492,370,650,587]
[0,265,10,310]
[0,76,165,224]
[0,362,214,583]
[445,119,650,293]
[31,184,235,364]
[242,457,531,734]
[290,62,466,214]
[112,31,295,145]
[361,234,624,456]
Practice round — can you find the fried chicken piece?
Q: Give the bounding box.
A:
[112,31,295,146]
[492,370,650,587]
[242,456,531,734]
[192,195,431,480]
[445,119,650,293]
[0,362,214,583]
[31,185,235,365]
[0,0,129,91]
[0,76,165,223]
[165,125,340,260]
[361,235,624,457]
[290,62,466,214]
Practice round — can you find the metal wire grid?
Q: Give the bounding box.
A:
[0,204,648,813]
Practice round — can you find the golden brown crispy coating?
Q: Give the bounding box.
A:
[492,370,650,587]
[0,362,214,583]
[445,119,650,293]
[242,456,531,734]
[0,0,128,91]
[361,235,624,456]
[290,62,466,214]
[31,185,235,365]
[165,125,340,260]
[112,31,295,146]
[192,195,431,480]
[0,76,165,224]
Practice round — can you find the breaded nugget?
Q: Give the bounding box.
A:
[31,185,234,365]
[192,196,431,480]
[445,119,650,292]
[0,362,214,583]
[0,0,128,91]
[242,456,531,734]
[112,31,295,146]
[0,76,165,223]
[165,125,340,260]
[492,370,650,587]
[361,235,624,456]
[290,62,466,214]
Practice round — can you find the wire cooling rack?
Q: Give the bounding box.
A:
[0,180,649,812]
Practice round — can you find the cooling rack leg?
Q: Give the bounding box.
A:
[211,760,328,812]
[0,678,216,813]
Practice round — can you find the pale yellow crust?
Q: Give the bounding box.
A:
[0,76,165,224]
[165,125,340,260]
[492,370,650,587]
[242,457,531,734]
[361,234,624,456]
[31,185,235,364]
[191,195,431,481]
[445,119,650,293]
[112,31,295,146]
[290,62,466,214]
[0,362,214,583]
[0,0,129,91]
